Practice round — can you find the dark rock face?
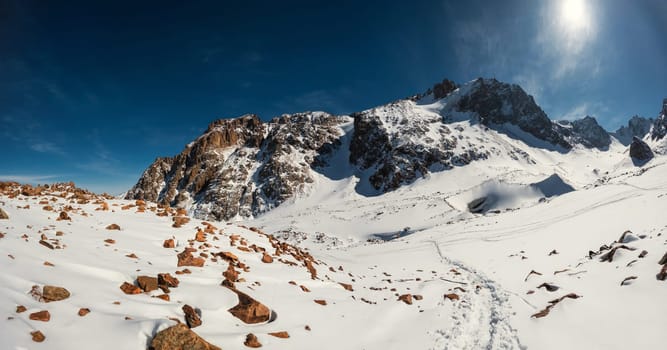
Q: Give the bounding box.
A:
[349,100,489,192]
[650,98,667,140]
[432,79,458,100]
[629,136,653,162]
[455,79,572,150]
[559,116,611,149]
[614,115,653,145]
[126,113,348,220]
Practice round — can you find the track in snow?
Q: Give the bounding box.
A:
[426,240,525,350]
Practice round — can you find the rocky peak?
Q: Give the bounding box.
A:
[650,98,667,140]
[613,115,653,145]
[558,116,611,149]
[454,78,572,149]
[126,112,349,220]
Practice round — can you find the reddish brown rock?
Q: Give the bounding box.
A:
[172,216,190,228]
[158,273,180,288]
[313,299,327,306]
[195,230,206,242]
[29,310,51,322]
[16,305,26,313]
[163,239,175,248]
[137,276,159,292]
[227,288,271,324]
[44,261,55,267]
[43,285,70,302]
[57,211,71,221]
[268,331,290,339]
[177,249,205,267]
[261,253,273,263]
[106,223,121,230]
[444,293,460,301]
[223,263,239,283]
[104,238,115,244]
[0,208,8,219]
[31,330,45,342]
[299,285,310,292]
[244,333,262,348]
[78,308,90,316]
[398,294,413,305]
[413,295,423,301]
[39,240,55,250]
[155,294,170,301]
[120,282,142,295]
[339,282,353,291]
[182,304,202,328]
[149,323,221,350]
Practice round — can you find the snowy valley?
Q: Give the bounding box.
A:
[2,78,667,349]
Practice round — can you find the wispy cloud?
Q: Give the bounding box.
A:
[0,174,62,184]
[558,101,609,121]
[30,141,67,156]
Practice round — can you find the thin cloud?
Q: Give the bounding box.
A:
[0,174,62,184]
[30,142,67,156]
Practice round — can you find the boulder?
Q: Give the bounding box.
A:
[31,331,45,342]
[244,333,262,348]
[177,248,205,267]
[42,285,71,302]
[163,239,175,248]
[227,288,271,324]
[120,282,142,295]
[182,304,202,328]
[137,276,159,292]
[158,273,180,288]
[29,310,50,322]
[629,136,653,162]
[149,323,221,350]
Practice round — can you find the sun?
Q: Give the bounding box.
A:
[560,0,589,30]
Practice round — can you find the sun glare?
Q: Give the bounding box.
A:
[560,0,588,30]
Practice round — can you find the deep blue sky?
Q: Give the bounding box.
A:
[2,0,666,194]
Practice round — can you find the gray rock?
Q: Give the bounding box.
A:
[629,136,653,163]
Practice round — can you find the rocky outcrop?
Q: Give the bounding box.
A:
[149,323,221,350]
[454,79,572,149]
[558,116,611,149]
[126,112,349,221]
[650,99,667,140]
[629,136,653,162]
[614,115,653,145]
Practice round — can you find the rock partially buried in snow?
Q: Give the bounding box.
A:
[244,333,262,348]
[137,276,158,292]
[0,208,8,219]
[120,282,142,295]
[226,287,271,324]
[106,223,121,230]
[268,331,290,339]
[31,330,45,342]
[29,310,50,322]
[182,304,202,328]
[149,323,220,350]
[42,285,71,302]
[177,248,205,267]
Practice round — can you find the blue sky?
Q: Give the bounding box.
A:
[2,0,666,194]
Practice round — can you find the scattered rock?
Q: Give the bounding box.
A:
[104,238,115,244]
[398,294,413,305]
[106,224,121,230]
[57,211,71,221]
[137,276,159,292]
[600,245,636,262]
[0,208,8,219]
[657,265,667,281]
[620,276,638,286]
[659,251,667,265]
[155,294,170,301]
[548,249,559,256]
[314,299,327,306]
[339,282,353,291]
[536,283,560,292]
[44,261,55,267]
[524,270,542,282]
[639,250,648,258]
[39,240,55,250]
[177,248,205,267]
[31,330,45,342]
[158,273,180,288]
[42,285,71,302]
[532,293,582,319]
[444,293,460,301]
[29,310,51,322]
[120,282,142,295]
[149,323,221,350]
[227,288,271,324]
[163,239,175,248]
[182,304,202,328]
[413,295,423,301]
[268,331,290,339]
[78,308,90,316]
[299,285,310,292]
[261,253,273,263]
[244,333,262,348]
[16,305,26,313]
[172,216,190,228]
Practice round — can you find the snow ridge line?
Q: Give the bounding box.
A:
[426,240,525,350]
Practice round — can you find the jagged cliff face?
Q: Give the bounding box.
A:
[126,113,350,220]
[558,116,611,149]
